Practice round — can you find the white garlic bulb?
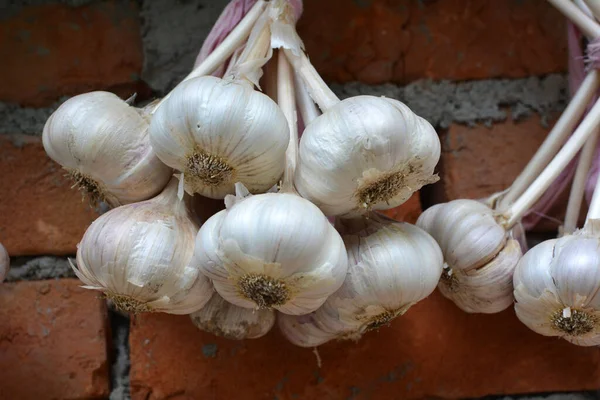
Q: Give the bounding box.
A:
[0,243,8,283]
[417,199,522,313]
[294,96,440,217]
[194,184,348,315]
[73,178,212,314]
[190,292,275,339]
[279,215,443,347]
[43,91,172,207]
[514,223,600,346]
[149,75,290,199]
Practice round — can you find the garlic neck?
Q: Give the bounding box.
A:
[228,10,272,87]
[153,177,192,216]
[152,1,268,112]
[277,49,298,193]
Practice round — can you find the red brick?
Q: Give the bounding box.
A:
[0,135,98,256]
[129,291,600,400]
[437,116,584,231]
[298,0,566,84]
[0,2,144,107]
[0,279,109,399]
[380,191,422,224]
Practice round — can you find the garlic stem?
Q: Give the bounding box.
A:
[586,147,600,221]
[295,71,320,125]
[499,71,600,209]
[504,93,600,228]
[153,0,267,112]
[563,126,600,233]
[229,16,272,83]
[549,0,600,38]
[184,0,267,82]
[277,49,298,191]
[284,49,339,111]
[582,0,600,21]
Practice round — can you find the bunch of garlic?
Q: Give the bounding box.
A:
[43,92,172,207]
[73,178,212,314]
[416,199,522,313]
[194,51,348,316]
[191,291,276,339]
[513,222,600,346]
[149,9,289,199]
[0,243,8,283]
[279,214,443,346]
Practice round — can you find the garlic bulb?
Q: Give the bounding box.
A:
[0,243,8,283]
[73,178,212,314]
[417,199,522,313]
[295,96,440,217]
[149,14,290,199]
[194,184,348,315]
[190,292,275,339]
[514,223,600,346]
[279,215,443,347]
[43,92,172,207]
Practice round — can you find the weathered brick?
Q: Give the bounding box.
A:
[436,115,580,231]
[129,291,600,400]
[0,135,98,256]
[298,0,566,84]
[0,2,144,107]
[0,279,109,399]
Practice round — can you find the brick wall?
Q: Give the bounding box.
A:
[0,1,598,399]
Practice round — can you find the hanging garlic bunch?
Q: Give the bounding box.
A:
[416,200,522,313]
[279,214,443,346]
[72,178,212,314]
[42,92,172,207]
[194,51,348,315]
[149,6,289,199]
[416,0,600,313]
[190,291,276,339]
[512,2,600,342]
[265,1,439,217]
[0,243,8,283]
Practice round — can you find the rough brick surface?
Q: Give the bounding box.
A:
[0,279,109,399]
[129,291,600,400]
[299,0,566,84]
[0,2,144,106]
[437,115,584,231]
[0,135,98,256]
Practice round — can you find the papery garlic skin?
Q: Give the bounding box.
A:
[278,311,335,347]
[191,292,275,340]
[73,179,212,314]
[42,92,172,207]
[0,243,8,283]
[295,96,440,217]
[195,187,348,315]
[417,199,522,313]
[514,226,600,346]
[149,76,289,199]
[279,216,443,346]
